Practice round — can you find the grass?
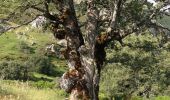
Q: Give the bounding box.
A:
[0,80,66,100]
[0,26,55,59]
[0,32,20,56]
[32,73,55,81]
[155,96,170,100]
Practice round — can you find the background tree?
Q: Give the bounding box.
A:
[100,33,170,100]
[0,0,170,99]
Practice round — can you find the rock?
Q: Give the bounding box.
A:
[30,16,46,28]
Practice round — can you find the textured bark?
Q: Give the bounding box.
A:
[45,0,124,99]
[52,0,106,100]
[52,0,89,99]
[107,0,123,32]
[80,0,100,99]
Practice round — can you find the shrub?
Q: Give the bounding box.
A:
[28,54,58,76]
[0,61,31,80]
[17,41,33,54]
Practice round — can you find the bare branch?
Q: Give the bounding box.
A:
[150,22,170,32]
[0,15,42,35]
[109,0,123,30]
[30,6,46,12]
[29,3,61,24]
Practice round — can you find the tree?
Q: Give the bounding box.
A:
[0,0,170,99]
[100,33,170,99]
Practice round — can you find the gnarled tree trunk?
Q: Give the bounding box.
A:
[53,0,104,100]
[79,0,101,99]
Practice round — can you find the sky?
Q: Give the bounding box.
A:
[147,0,156,4]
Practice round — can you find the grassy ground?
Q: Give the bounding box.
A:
[0,80,66,100]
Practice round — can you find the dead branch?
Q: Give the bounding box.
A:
[0,15,42,35]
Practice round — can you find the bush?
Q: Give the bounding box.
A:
[0,61,31,80]
[28,54,59,77]
[17,41,33,54]
[0,51,62,80]
[36,56,54,75]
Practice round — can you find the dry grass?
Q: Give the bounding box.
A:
[0,80,66,100]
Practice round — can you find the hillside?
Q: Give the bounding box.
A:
[0,26,68,100]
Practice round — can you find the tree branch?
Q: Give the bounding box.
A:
[0,15,42,35]
[30,2,61,24]
[109,0,123,30]
[30,6,46,12]
[150,22,170,32]
[44,0,49,13]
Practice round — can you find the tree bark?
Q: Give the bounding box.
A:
[52,0,105,100]
[79,0,101,99]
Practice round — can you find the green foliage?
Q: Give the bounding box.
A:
[28,54,59,76]
[0,50,61,80]
[0,0,21,17]
[0,61,31,80]
[100,33,170,99]
[17,41,34,54]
